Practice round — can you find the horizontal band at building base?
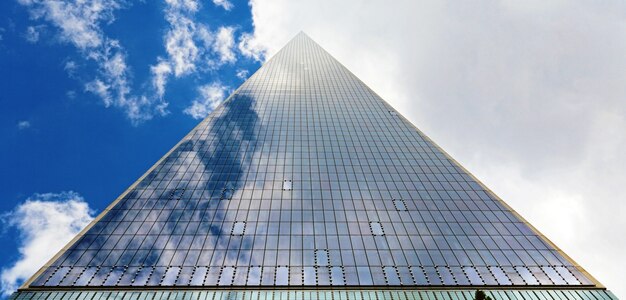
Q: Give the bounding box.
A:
[10,289,618,300]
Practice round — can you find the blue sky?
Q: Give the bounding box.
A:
[0,0,263,294]
[1,0,625,298]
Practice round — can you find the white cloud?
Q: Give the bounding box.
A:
[214,26,236,63]
[195,24,215,52]
[24,26,42,43]
[164,0,199,12]
[236,69,249,80]
[150,60,173,99]
[147,1,200,100]
[0,191,95,296]
[238,32,267,62]
[183,82,228,119]
[84,78,111,105]
[18,0,120,50]
[63,60,78,76]
[149,2,238,101]
[164,13,199,76]
[212,0,233,11]
[247,1,626,297]
[17,121,31,130]
[18,0,168,124]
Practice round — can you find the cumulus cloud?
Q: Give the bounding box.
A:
[183,82,228,119]
[18,0,168,124]
[212,0,233,11]
[0,192,95,296]
[17,121,31,130]
[247,1,626,297]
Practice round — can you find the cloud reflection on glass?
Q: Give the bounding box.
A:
[28,33,595,288]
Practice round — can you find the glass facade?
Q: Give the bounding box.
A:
[10,290,619,300]
[23,33,602,291]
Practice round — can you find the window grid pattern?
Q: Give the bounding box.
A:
[11,289,618,300]
[29,33,594,288]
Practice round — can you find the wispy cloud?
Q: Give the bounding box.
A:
[17,0,119,50]
[18,0,251,122]
[236,69,249,80]
[212,0,234,11]
[149,0,200,99]
[150,60,173,99]
[17,121,31,130]
[164,5,200,76]
[66,90,77,99]
[150,0,239,108]
[0,191,95,296]
[84,78,110,103]
[183,82,228,119]
[24,26,43,43]
[214,26,236,63]
[63,60,78,77]
[238,32,267,62]
[18,0,168,124]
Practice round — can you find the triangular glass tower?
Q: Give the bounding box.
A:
[15,33,615,300]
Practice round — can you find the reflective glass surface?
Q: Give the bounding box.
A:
[11,289,618,300]
[29,33,595,288]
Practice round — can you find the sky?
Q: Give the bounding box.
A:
[1,0,625,298]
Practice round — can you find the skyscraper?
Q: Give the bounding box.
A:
[13,33,616,300]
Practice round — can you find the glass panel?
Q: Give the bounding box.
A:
[283,180,292,191]
[370,222,384,236]
[393,199,407,211]
[232,222,246,236]
[190,267,208,286]
[315,250,329,266]
[218,267,234,286]
[275,267,289,285]
[161,267,180,285]
[489,266,512,285]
